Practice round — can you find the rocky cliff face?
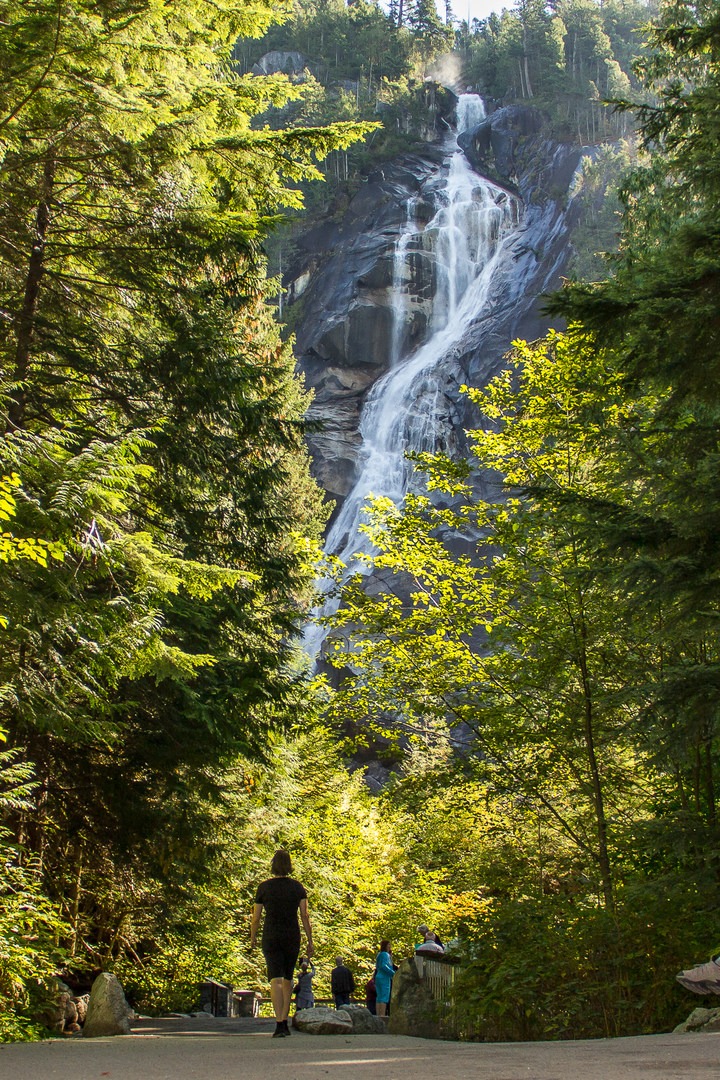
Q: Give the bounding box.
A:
[287,104,584,522]
[287,149,445,504]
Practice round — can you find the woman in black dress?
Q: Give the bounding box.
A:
[250,849,314,1038]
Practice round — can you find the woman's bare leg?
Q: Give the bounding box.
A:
[270,978,286,1021]
[281,978,292,1021]
[376,1001,387,1017]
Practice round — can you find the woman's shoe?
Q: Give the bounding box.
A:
[272,1022,287,1037]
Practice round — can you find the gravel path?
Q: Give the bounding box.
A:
[0,1016,718,1080]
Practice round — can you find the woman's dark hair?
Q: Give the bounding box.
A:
[271,849,293,876]
[380,939,391,952]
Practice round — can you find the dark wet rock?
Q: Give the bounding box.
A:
[458,104,544,187]
[287,153,445,504]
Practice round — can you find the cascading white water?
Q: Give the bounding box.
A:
[456,93,485,134]
[389,197,417,369]
[304,94,519,660]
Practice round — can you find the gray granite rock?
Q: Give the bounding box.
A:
[252,50,306,76]
[674,1006,720,1033]
[74,993,90,1025]
[83,973,132,1037]
[342,1004,388,1034]
[387,958,440,1038]
[289,113,583,520]
[293,1006,354,1035]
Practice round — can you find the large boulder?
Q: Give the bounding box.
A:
[293,1006,354,1034]
[674,1007,720,1033]
[38,992,74,1034]
[387,957,440,1038]
[82,973,132,1037]
[342,1004,388,1034]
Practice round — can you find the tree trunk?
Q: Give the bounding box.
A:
[572,568,614,909]
[69,846,84,957]
[693,742,702,813]
[579,649,614,909]
[524,53,533,98]
[7,153,55,431]
[704,735,716,827]
[522,23,533,98]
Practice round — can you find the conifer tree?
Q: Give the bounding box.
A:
[0,0,375,964]
[547,0,720,833]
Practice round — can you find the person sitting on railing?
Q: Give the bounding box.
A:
[416,923,444,950]
[415,930,445,954]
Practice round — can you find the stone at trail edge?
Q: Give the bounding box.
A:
[674,1006,720,1033]
[74,993,90,1024]
[37,979,87,1034]
[82,972,132,1037]
[293,1005,353,1034]
[387,957,441,1038]
[341,1003,388,1034]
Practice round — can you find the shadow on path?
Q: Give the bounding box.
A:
[131,1015,274,1037]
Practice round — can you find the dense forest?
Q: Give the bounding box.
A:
[1,0,719,1047]
[235,0,650,220]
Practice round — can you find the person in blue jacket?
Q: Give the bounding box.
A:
[374,939,395,1017]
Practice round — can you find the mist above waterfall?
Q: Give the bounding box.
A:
[424,52,465,93]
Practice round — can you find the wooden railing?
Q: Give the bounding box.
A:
[412,952,457,1005]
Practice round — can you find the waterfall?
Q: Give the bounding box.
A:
[303,94,520,661]
[389,198,417,369]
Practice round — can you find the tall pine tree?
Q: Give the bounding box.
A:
[0,0,375,963]
[546,0,720,847]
